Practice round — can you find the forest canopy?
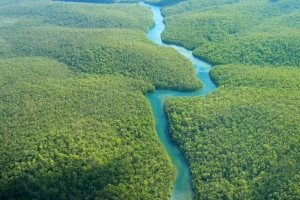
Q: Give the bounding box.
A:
[0,56,177,199]
[0,0,154,31]
[161,0,300,66]
[1,0,299,199]
[165,64,300,199]
[0,0,202,199]
[0,0,202,91]
[163,0,300,199]
[0,26,201,91]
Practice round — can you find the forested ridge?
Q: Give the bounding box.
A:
[0,0,202,91]
[0,0,203,199]
[210,65,300,89]
[162,1,300,198]
[57,0,140,3]
[0,27,201,91]
[165,65,300,199]
[0,57,177,199]
[161,0,300,66]
[58,0,183,5]
[0,0,153,31]
[1,0,299,199]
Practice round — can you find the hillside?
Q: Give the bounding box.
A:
[165,65,300,199]
[161,0,300,66]
[0,0,203,199]
[0,26,202,91]
[0,0,153,31]
[0,57,177,199]
[1,0,299,199]
[0,0,202,91]
[163,0,300,199]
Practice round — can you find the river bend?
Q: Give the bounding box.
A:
[142,3,217,200]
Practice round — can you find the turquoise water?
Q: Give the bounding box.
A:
[142,3,217,200]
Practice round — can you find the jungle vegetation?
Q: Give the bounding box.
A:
[163,0,300,199]
[0,0,202,91]
[165,65,300,199]
[144,0,184,6]
[0,27,201,91]
[0,0,202,199]
[1,0,299,199]
[161,0,300,66]
[0,0,153,31]
[210,64,300,89]
[0,57,176,199]
[57,0,140,3]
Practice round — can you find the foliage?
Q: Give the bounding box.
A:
[193,31,300,66]
[0,26,202,91]
[0,0,153,31]
[144,0,184,6]
[0,57,176,199]
[163,0,300,198]
[210,64,300,89]
[43,2,153,31]
[162,0,240,16]
[0,0,202,91]
[0,0,202,199]
[56,0,139,3]
[165,65,300,199]
[161,0,300,66]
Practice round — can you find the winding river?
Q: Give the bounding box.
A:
[142,3,217,200]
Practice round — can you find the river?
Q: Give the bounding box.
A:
[142,3,217,200]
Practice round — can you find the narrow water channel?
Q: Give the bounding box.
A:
[142,3,217,200]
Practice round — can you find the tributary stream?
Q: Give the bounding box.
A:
[142,3,217,200]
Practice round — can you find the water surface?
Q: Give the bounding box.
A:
[142,3,217,200]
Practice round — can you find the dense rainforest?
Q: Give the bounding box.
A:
[165,65,300,199]
[0,0,201,91]
[1,0,299,199]
[0,27,201,91]
[0,0,202,199]
[0,57,177,199]
[163,0,300,199]
[161,0,300,66]
[58,0,182,5]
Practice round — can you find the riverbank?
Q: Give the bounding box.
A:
[143,3,217,200]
